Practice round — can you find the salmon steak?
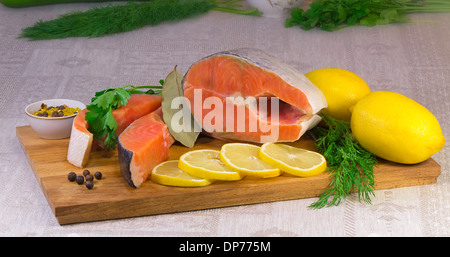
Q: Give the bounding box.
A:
[118,107,175,188]
[67,94,162,168]
[182,48,327,143]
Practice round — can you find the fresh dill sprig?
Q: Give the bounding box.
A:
[85,83,163,151]
[19,0,261,40]
[308,113,378,209]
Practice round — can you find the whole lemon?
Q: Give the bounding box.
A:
[305,68,371,122]
[351,91,445,164]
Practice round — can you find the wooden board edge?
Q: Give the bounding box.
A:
[54,182,328,225]
[54,164,441,225]
[16,126,57,215]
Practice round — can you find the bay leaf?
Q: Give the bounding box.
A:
[161,66,201,148]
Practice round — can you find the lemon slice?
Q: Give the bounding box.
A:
[151,160,212,187]
[178,150,244,181]
[259,143,327,177]
[220,143,281,178]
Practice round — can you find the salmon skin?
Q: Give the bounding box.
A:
[67,109,93,168]
[182,48,327,143]
[67,94,162,168]
[118,107,175,188]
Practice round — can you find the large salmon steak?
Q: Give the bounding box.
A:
[182,48,328,143]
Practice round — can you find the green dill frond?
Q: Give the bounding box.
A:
[308,113,377,209]
[19,0,213,40]
[19,0,261,40]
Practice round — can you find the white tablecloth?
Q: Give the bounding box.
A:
[1,1,449,236]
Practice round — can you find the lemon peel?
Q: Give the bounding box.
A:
[306,68,371,122]
[351,91,445,164]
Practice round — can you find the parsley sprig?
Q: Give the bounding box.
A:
[286,0,450,32]
[85,83,163,150]
[308,113,378,209]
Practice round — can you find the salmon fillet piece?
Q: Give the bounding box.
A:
[182,48,327,143]
[118,107,175,188]
[67,94,162,168]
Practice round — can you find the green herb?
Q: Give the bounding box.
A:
[285,0,450,32]
[85,83,163,150]
[308,113,377,209]
[19,0,261,40]
[161,66,201,148]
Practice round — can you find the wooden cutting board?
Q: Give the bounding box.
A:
[16,125,441,225]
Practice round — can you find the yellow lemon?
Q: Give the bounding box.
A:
[220,143,281,178]
[351,91,445,164]
[305,68,371,122]
[178,150,244,181]
[259,143,327,177]
[151,161,212,187]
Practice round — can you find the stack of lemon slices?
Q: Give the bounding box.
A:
[151,143,327,187]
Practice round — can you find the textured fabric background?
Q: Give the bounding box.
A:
[0,1,449,236]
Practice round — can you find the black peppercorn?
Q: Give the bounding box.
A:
[83,169,90,176]
[75,175,84,185]
[85,180,94,189]
[67,172,77,182]
[94,171,102,180]
[85,174,94,181]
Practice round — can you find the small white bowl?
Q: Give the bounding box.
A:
[25,99,86,139]
[247,0,303,18]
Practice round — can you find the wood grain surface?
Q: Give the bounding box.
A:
[16,126,441,225]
